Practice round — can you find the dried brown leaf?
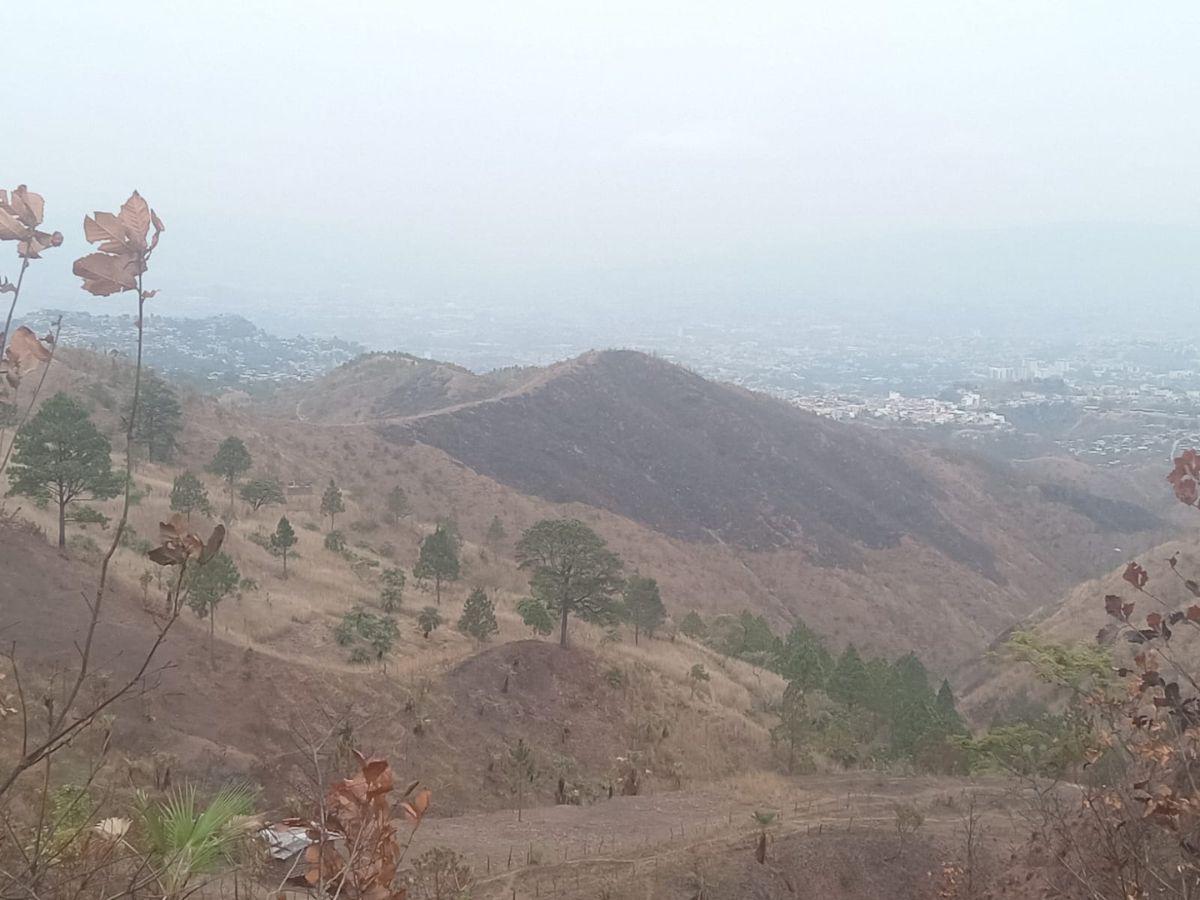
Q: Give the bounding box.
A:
[73,252,139,296]
[6,326,52,366]
[118,191,150,249]
[0,207,27,241]
[83,212,133,254]
[18,229,63,259]
[7,186,44,227]
[199,525,225,565]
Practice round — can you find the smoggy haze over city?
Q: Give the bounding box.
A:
[7,1,1200,344]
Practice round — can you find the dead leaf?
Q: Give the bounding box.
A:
[75,191,160,297]
[73,252,139,296]
[118,191,151,249]
[6,185,44,227]
[401,788,431,823]
[199,525,225,565]
[1123,562,1149,590]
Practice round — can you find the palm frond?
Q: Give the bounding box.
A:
[133,783,256,897]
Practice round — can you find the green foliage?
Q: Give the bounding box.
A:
[380,567,406,612]
[335,608,399,661]
[35,784,96,860]
[270,516,297,577]
[457,587,499,642]
[133,370,182,462]
[384,485,409,521]
[623,575,666,644]
[955,715,1091,777]
[134,783,255,899]
[320,478,345,528]
[170,471,212,521]
[688,663,711,698]
[207,436,252,482]
[417,606,443,638]
[516,597,554,636]
[604,666,626,688]
[414,525,461,603]
[826,645,872,708]
[485,514,507,547]
[679,610,708,640]
[515,518,624,646]
[239,476,284,512]
[207,436,252,509]
[936,679,966,733]
[7,393,123,548]
[324,529,346,553]
[184,552,240,620]
[67,504,110,528]
[776,620,831,691]
[772,680,818,773]
[1004,631,1112,692]
[706,610,781,665]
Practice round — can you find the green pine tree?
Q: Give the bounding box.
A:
[7,393,123,548]
[413,524,461,604]
[679,611,708,640]
[623,575,666,644]
[457,587,499,642]
[515,518,624,647]
[132,370,182,462]
[270,515,297,578]
[826,645,871,708]
[320,478,344,529]
[207,436,252,514]
[170,471,212,522]
[776,620,831,691]
[184,551,240,664]
[379,567,406,612]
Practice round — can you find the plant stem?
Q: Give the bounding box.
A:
[0,257,29,367]
[54,284,144,755]
[0,314,62,475]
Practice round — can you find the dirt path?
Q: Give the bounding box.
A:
[406,774,1031,899]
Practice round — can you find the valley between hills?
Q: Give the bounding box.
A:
[2,341,1192,898]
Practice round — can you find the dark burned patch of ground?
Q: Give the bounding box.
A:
[391,349,999,575]
[1037,482,1161,532]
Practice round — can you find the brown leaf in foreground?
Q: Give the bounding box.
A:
[147,518,224,568]
[75,191,162,297]
[0,325,54,388]
[72,252,139,296]
[1123,562,1149,590]
[0,186,62,258]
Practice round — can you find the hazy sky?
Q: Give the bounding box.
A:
[7,1,1200,331]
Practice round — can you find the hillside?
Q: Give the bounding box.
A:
[285,347,1167,670]
[284,351,538,424]
[0,516,780,816]
[0,342,1147,898]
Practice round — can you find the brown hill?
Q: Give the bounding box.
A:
[391,350,999,569]
[14,345,1168,673]
[0,515,779,815]
[284,351,537,424]
[285,347,1165,669]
